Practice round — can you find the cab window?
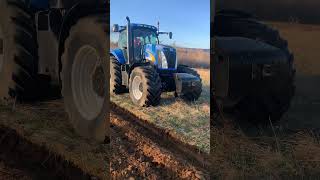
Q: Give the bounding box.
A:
[118,30,127,49]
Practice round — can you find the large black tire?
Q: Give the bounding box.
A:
[214,10,295,123]
[110,56,126,94]
[129,66,161,107]
[0,0,38,102]
[61,15,108,141]
[177,65,202,101]
[214,10,291,54]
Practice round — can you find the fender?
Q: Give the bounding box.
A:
[110,49,126,64]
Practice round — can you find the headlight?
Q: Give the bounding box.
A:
[159,51,168,69]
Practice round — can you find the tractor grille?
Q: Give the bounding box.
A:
[163,48,177,69]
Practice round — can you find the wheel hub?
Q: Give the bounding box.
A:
[132,76,143,100]
[92,64,106,98]
[0,26,4,71]
[71,45,105,121]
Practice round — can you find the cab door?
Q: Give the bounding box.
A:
[118,30,128,63]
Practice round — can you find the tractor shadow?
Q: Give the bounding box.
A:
[230,74,320,137]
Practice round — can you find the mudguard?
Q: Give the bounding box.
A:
[110,49,126,64]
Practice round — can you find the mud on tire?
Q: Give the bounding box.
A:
[177,65,202,101]
[0,0,38,102]
[61,15,109,141]
[129,66,161,107]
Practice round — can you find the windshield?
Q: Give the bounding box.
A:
[133,28,158,45]
[132,28,157,61]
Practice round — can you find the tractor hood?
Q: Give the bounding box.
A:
[143,44,177,70]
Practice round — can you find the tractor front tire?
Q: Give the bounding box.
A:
[129,66,161,107]
[61,15,109,141]
[177,65,202,101]
[0,0,38,102]
[110,56,126,94]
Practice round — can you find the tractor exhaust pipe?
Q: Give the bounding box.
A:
[126,16,133,64]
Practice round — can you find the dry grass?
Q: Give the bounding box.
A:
[177,48,210,69]
[211,127,320,179]
[211,22,320,178]
[111,69,210,153]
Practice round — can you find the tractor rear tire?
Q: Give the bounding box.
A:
[214,11,290,53]
[0,0,38,102]
[129,66,161,107]
[61,15,109,142]
[214,11,295,123]
[110,56,126,94]
[177,65,202,101]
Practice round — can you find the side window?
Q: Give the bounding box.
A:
[118,30,127,49]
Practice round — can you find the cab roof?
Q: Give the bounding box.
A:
[119,23,158,32]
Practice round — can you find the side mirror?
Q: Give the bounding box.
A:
[169,32,173,39]
[112,24,119,32]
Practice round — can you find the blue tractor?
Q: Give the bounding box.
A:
[0,0,108,141]
[110,17,202,106]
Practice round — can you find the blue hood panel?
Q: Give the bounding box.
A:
[110,44,177,70]
[144,44,177,69]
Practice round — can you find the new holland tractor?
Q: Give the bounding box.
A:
[110,17,202,106]
[212,8,296,123]
[0,0,108,141]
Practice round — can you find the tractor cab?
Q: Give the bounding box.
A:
[112,17,176,71]
[115,24,158,63]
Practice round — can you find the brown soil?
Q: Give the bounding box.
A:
[110,108,209,179]
[0,99,209,179]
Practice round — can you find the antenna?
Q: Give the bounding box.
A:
[157,21,160,44]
